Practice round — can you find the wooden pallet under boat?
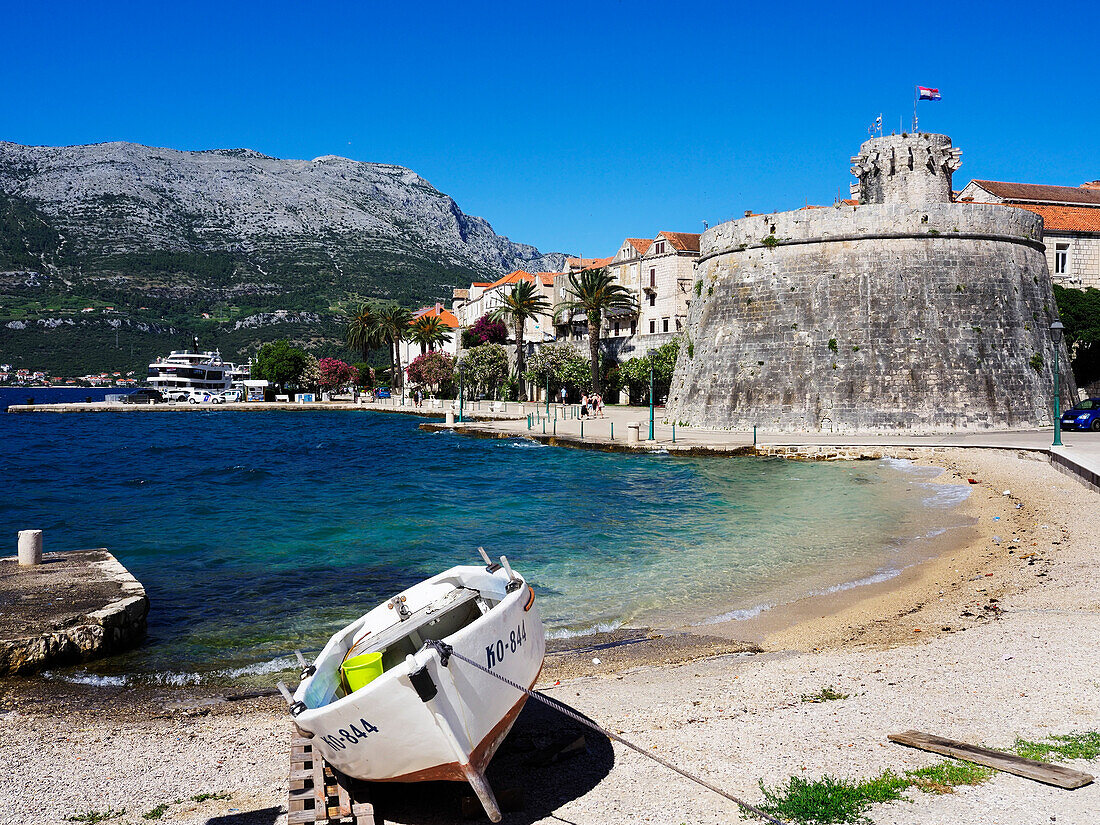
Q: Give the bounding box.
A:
[289,732,381,825]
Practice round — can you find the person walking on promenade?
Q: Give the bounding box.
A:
[580,393,589,418]
[560,385,567,408]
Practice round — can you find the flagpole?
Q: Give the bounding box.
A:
[912,86,918,133]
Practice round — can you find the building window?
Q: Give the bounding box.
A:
[630,320,637,335]
[649,319,656,334]
[614,321,620,336]
[1054,242,1069,275]
[649,268,656,288]
[662,318,669,333]
[648,293,656,307]
[654,241,665,254]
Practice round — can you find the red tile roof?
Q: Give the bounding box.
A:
[658,231,701,252]
[1005,203,1100,233]
[412,304,460,328]
[626,238,652,255]
[968,180,1100,206]
[566,256,608,269]
[486,270,536,289]
[583,256,615,271]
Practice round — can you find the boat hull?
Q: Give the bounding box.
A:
[293,565,545,784]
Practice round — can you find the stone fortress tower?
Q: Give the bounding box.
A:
[665,133,1076,432]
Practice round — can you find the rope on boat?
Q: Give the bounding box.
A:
[424,640,785,825]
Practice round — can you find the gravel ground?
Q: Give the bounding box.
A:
[0,448,1097,825]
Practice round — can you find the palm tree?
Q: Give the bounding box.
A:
[377,304,413,388]
[555,267,635,395]
[345,303,381,361]
[489,279,551,401]
[409,314,453,355]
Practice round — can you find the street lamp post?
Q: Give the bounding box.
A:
[648,362,655,441]
[458,363,465,423]
[545,373,550,418]
[1051,320,1065,447]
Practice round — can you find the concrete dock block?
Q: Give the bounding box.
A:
[626,422,640,445]
[17,530,42,566]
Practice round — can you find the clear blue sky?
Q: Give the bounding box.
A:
[7,0,1099,257]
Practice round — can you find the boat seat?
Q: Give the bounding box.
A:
[353,587,484,669]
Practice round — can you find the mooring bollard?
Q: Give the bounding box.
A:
[626,421,640,445]
[672,422,676,443]
[580,420,584,438]
[445,410,455,426]
[18,529,43,566]
[610,422,614,440]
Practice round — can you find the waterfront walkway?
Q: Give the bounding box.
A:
[425,398,1100,494]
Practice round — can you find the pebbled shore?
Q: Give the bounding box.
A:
[0,448,1097,825]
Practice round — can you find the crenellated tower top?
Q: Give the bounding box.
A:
[850,133,962,205]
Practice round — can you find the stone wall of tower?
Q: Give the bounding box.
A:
[852,133,961,205]
[666,203,1077,433]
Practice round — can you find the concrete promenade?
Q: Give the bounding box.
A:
[437,399,1100,494]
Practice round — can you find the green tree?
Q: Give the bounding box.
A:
[1054,285,1100,387]
[619,337,681,404]
[345,303,381,361]
[524,342,591,397]
[459,343,509,398]
[408,314,453,355]
[554,267,636,395]
[489,279,551,401]
[254,339,307,392]
[377,305,413,389]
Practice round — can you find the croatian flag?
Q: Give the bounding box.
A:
[918,86,941,101]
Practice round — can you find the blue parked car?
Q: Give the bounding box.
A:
[1061,398,1100,431]
[375,386,391,399]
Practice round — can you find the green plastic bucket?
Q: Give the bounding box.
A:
[341,651,384,692]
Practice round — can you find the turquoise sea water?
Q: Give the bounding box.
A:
[0,409,968,686]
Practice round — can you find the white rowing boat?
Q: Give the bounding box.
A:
[286,551,545,822]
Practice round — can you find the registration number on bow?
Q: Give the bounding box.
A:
[321,718,379,751]
[485,620,527,669]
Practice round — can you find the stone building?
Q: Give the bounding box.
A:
[452,270,559,344]
[666,133,1076,433]
[588,231,700,361]
[957,179,1100,289]
[399,303,460,375]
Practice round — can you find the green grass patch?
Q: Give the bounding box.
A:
[752,759,994,824]
[190,791,231,802]
[905,759,993,794]
[142,803,170,820]
[65,810,126,824]
[1013,731,1100,762]
[756,772,908,824]
[800,686,849,703]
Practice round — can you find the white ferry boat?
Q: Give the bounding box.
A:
[146,347,248,399]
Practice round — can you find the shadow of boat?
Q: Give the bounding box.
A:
[368,695,615,823]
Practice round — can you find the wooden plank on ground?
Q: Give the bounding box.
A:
[888,730,1095,789]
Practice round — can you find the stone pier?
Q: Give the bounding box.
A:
[0,549,149,675]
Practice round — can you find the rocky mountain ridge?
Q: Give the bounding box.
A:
[0,140,565,286]
[0,140,567,373]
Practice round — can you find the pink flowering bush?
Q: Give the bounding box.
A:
[406,352,456,394]
[317,358,359,391]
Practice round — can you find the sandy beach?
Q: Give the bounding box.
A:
[1,447,1098,825]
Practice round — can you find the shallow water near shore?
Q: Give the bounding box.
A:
[0,410,969,686]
